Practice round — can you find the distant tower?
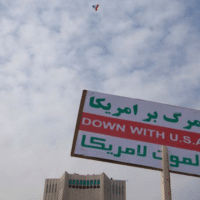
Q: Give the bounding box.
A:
[43,171,126,200]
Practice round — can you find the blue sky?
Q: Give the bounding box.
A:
[0,0,200,199]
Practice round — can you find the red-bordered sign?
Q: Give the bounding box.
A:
[71,90,200,177]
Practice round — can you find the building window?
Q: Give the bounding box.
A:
[116,185,118,194]
[97,180,100,188]
[52,183,54,193]
[55,184,57,192]
[69,179,72,188]
[90,180,93,188]
[49,183,51,193]
[46,184,48,193]
[76,179,79,188]
[67,179,100,189]
[86,180,89,189]
[79,180,83,189]
[113,184,114,194]
[119,185,120,194]
[83,180,86,189]
[122,186,124,195]
[72,179,75,188]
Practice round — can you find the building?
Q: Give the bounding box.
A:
[43,171,126,200]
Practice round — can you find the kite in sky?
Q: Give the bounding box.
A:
[92,4,99,11]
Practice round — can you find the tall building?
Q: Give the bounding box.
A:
[43,171,126,200]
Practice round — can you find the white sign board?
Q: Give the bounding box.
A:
[71,90,200,177]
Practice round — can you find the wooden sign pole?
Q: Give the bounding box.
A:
[161,146,172,200]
